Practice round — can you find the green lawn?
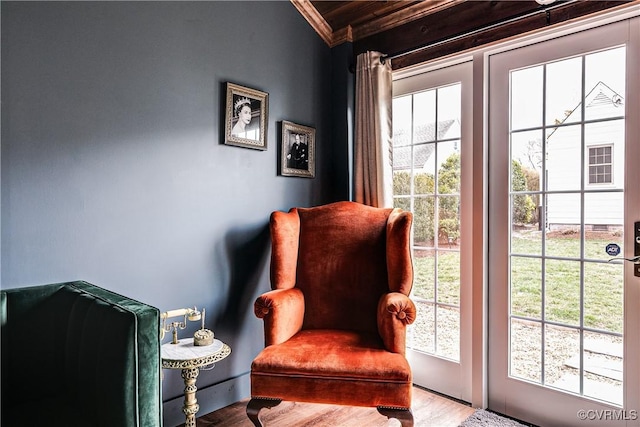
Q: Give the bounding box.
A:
[412,235,624,334]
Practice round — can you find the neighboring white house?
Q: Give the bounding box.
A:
[545,81,624,230]
[393,119,460,173]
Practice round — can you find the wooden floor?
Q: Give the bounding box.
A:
[186,386,475,426]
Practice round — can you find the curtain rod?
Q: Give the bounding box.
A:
[380,0,577,64]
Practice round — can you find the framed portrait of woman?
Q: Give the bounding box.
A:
[280,121,315,178]
[224,82,268,150]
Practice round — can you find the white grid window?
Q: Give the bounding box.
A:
[588,145,613,184]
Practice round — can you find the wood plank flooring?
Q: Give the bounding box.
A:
[186,386,475,426]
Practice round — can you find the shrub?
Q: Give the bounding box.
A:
[512,160,536,225]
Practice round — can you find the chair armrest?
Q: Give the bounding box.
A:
[377,292,416,355]
[255,288,304,346]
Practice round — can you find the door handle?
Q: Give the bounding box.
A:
[606,222,640,277]
[607,255,640,264]
[636,221,640,258]
[607,255,640,278]
[636,221,640,277]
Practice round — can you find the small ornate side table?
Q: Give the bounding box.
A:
[161,338,231,427]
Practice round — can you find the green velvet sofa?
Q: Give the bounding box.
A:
[1,281,162,427]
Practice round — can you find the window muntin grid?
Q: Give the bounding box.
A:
[392,83,462,361]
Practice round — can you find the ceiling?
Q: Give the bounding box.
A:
[291,0,463,47]
[292,0,638,69]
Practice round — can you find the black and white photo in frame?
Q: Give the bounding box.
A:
[280,121,315,178]
[224,82,268,150]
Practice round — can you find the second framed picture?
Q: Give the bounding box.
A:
[280,121,315,178]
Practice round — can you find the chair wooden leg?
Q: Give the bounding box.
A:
[246,398,282,427]
[377,406,414,427]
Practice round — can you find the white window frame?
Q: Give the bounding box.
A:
[393,60,475,403]
[587,144,614,185]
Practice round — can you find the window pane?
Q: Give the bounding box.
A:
[511,319,542,383]
[413,249,435,300]
[511,130,543,192]
[511,193,539,242]
[546,193,581,259]
[585,120,623,188]
[437,251,459,305]
[546,124,582,191]
[413,90,436,143]
[392,146,413,177]
[584,192,623,259]
[413,196,435,247]
[545,259,580,326]
[436,306,460,360]
[511,219,542,255]
[437,84,461,139]
[438,196,460,246]
[511,66,543,130]
[437,141,461,195]
[585,47,625,122]
[411,301,435,353]
[393,197,410,212]
[583,331,623,405]
[392,95,412,147]
[584,262,623,333]
[545,325,580,394]
[511,256,542,319]
[546,57,582,126]
[415,144,436,178]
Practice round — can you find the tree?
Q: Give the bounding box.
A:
[437,153,460,242]
[437,153,460,194]
[392,152,462,245]
[512,160,536,224]
[393,171,435,244]
[522,166,540,223]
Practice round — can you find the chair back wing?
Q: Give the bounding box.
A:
[269,209,301,290]
[386,209,414,295]
[296,202,394,332]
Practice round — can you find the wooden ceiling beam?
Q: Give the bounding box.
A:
[352,0,465,41]
[354,1,637,70]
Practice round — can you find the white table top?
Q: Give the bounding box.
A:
[161,338,231,369]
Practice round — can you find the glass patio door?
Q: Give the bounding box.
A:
[488,17,640,426]
[392,61,473,401]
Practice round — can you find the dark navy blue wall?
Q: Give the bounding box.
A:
[1,1,348,420]
[330,42,355,200]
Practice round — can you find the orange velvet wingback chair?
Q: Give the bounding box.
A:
[247,201,416,426]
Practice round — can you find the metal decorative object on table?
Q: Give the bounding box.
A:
[160,306,215,346]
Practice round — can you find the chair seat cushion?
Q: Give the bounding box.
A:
[251,329,412,408]
[252,329,410,382]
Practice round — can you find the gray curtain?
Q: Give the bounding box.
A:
[354,51,393,208]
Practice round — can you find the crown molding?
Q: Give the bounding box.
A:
[332,25,353,47]
[290,0,334,46]
[291,0,462,47]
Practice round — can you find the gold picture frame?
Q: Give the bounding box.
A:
[224,82,268,150]
[280,121,315,178]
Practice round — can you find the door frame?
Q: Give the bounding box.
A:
[389,3,640,414]
[486,16,640,427]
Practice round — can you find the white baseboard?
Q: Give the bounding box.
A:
[163,373,250,427]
